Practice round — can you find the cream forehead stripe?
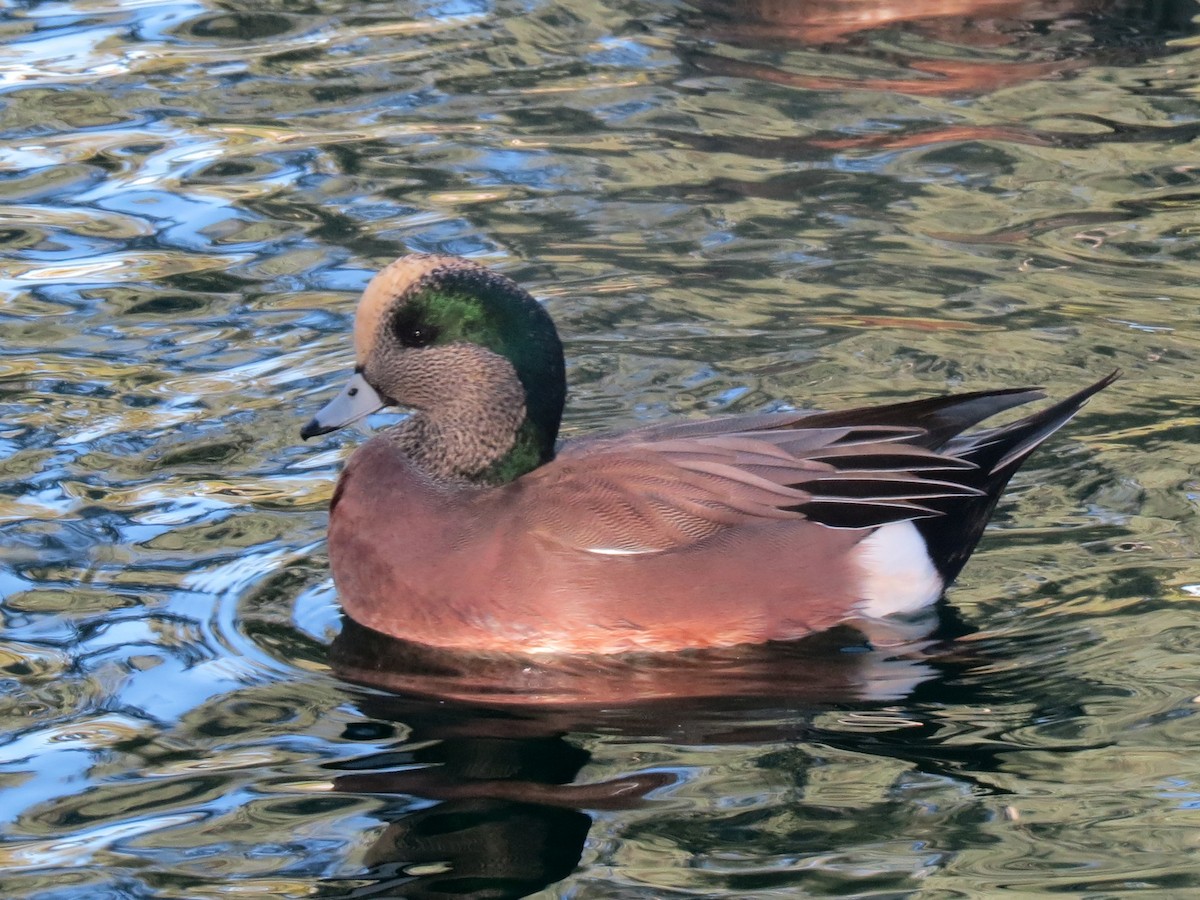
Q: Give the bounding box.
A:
[353,255,479,364]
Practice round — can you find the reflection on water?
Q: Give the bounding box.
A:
[329,618,950,706]
[322,627,938,898]
[2,0,1200,896]
[321,621,1144,898]
[324,696,646,898]
[689,0,1196,93]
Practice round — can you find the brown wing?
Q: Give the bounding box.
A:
[522,426,984,556]
[535,374,1116,568]
[562,385,1046,454]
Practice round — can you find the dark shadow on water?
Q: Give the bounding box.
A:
[314,614,1041,899]
[318,707,663,899]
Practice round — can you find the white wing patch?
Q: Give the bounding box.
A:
[854,521,944,618]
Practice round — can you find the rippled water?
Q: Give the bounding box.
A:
[2,0,1200,896]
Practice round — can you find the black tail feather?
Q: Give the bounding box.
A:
[793,386,1047,448]
[916,370,1119,582]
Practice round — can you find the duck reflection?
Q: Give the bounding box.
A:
[687,0,1197,96]
[664,0,1198,229]
[321,618,964,898]
[324,696,670,898]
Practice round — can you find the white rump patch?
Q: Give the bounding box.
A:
[853,521,944,618]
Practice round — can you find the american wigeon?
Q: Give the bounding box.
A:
[302,254,1116,655]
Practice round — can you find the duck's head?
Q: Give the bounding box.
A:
[301,254,567,483]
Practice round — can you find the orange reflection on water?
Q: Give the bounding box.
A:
[689,0,1180,97]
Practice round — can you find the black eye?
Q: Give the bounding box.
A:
[392,307,440,348]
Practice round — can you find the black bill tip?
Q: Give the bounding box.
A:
[300,418,333,441]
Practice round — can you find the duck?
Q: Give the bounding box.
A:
[301,254,1117,656]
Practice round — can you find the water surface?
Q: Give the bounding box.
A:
[2,0,1200,897]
